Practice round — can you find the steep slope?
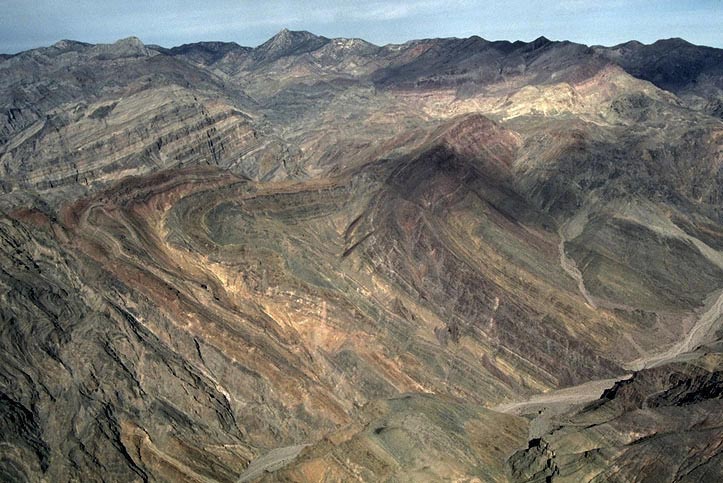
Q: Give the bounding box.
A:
[0,37,246,141]
[164,41,250,66]
[0,37,265,207]
[1,86,261,198]
[0,214,254,482]
[508,351,723,482]
[0,31,722,482]
[595,38,723,107]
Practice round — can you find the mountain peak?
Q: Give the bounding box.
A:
[254,28,330,61]
[51,39,90,50]
[89,36,153,59]
[517,35,553,53]
[120,36,143,44]
[265,28,323,45]
[653,37,694,48]
[113,36,146,49]
[167,41,248,64]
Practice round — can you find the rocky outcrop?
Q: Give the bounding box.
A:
[0,30,722,481]
[0,86,261,200]
[508,353,723,482]
[253,29,331,64]
[0,215,255,482]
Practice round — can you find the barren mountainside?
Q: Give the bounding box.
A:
[0,30,722,482]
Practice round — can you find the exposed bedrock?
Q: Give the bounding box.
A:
[1,31,722,481]
[508,353,723,482]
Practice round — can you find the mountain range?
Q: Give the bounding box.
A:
[1,30,722,482]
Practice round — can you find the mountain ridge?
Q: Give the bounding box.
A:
[4,29,720,100]
[5,29,721,56]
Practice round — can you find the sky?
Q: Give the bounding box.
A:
[1,0,721,53]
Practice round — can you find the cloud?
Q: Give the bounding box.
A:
[553,0,629,12]
[347,0,473,21]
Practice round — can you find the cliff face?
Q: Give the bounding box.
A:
[1,32,722,481]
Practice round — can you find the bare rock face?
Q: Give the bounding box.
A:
[508,352,723,482]
[0,215,253,482]
[253,29,331,64]
[1,30,722,481]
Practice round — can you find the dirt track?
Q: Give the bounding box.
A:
[237,444,309,482]
[493,287,723,435]
[625,289,723,371]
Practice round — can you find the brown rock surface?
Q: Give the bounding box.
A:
[1,31,722,481]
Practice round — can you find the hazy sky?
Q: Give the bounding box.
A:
[1,0,721,53]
